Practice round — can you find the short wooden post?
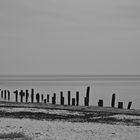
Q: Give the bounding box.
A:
[98,99,103,107]
[25,90,29,103]
[68,91,71,105]
[76,91,79,106]
[44,99,47,103]
[72,98,75,106]
[13,90,18,102]
[31,89,34,103]
[47,94,49,102]
[127,101,132,109]
[118,102,123,109]
[111,93,116,108]
[52,96,54,104]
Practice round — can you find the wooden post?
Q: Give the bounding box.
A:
[84,97,87,106]
[31,89,34,103]
[68,91,71,105]
[19,90,24,103]
[118,102,123,109]
[62,97,64,105]
[127,101,132,109]
[72,98,75,106]
[1,90,3,99]
[111,93,116,107]
[76,91,79,106]
[52,96,54,104]
[98,99,103,107]
[13,90,18,102]
[7,90,10,101]
[60,91,63,105]
[36,93,40,103]
[44,99,47,104]
[4,90,7,100]
[47,94,49,102]
[86,86,90,106]
[53,93,56,104]
[25,90,29,103]
[41,94,44,102]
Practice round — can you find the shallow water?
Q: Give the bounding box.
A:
[0,76,140,109]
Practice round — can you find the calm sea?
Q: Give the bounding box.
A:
[0,75,140,109]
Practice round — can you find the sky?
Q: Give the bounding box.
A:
[0,0,140,75]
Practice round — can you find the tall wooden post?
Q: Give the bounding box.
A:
[7,90,10,101]
[84,97,87,106]
[127,101,132,109]
[60,91,64,105]
[111,93,116,107]
[19,90,24,103]
[13,90,18,102]
[25,90,29,103]
[76,91,79,106]
[47,94,49,103]
[53,93,56,104]
[68,91,71,106]
[1,90,3,99]
[41,94,44,102]
[31,89,34,103]
[4,90,7,100]
[86,86,90,106]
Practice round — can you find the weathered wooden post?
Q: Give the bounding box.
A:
[13,90,18,102]
[62,97,64,105]
[53,93,56,104]
[44,99,47,103]
[47,94,49,103]
[72,98,75,106]
[31,89,34,103]
[76,91,79,106]
[19,90,24,103]
[84,97,87,106]
[98,99,103,107]
[7,90,10,101]
[4,90,7,100]
[25,90,29,103]
[60,91,64,105]
[36,93,40,103]
[1,90,3,99]
[52,96,54,104]
[118,102,123,109]
[111,93,116,108]
[68,91,71,105]
[41,94,44,102]
[127,101,132,109]
[86,86,90,106]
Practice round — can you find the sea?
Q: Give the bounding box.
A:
[0,75,140,109]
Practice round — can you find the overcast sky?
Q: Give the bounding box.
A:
[0,0,140,75]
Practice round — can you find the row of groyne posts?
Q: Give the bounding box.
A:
[0,87,132,109]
